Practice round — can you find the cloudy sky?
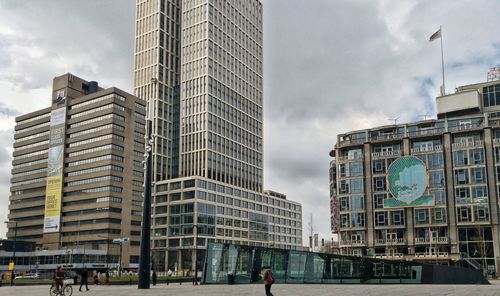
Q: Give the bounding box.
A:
[1,0,500,243]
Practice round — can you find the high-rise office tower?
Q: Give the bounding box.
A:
[134,0,303,272]
[7,73,146,269]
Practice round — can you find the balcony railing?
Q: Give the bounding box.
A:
[448,122,483,133]
[339,240,365,247]
[414,237,449,244]
[369,134,404,143]
[493,138,500,146]
[336,154,363,162]
[371,150,401,158]
[407,128,445,138]
[410,145,443,154]
[414,252,449,258]
[375,238,406,245]
[451,140,483,149]
[338,138,364,148]
[373,253,404,259]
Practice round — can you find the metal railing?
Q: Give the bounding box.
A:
[460,252,482,270]
[407,128,445,137]
[371,150,401,158]
[410,145,443,154]
[451,140,483,149]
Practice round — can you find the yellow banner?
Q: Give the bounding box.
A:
[45,176,63,217]
[9,262,14,271]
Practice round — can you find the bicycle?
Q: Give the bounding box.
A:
[49,278,73,296]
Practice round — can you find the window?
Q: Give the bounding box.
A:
[375,212,387,226]
[350,179,363,193]
[474,205,489,222]
[428,153,444,169]
[340,214,349,228]
[455,187,470,204]
[470,149,484,164]
[374,194,386,209]
[351,196,364,211]
[349,162,363,176]
[455,169,469,184]
[453,150,468,166]
[429,171,445,187]
[432,208,446,224]
[415,209,429,225]
[351,213,365,227]
[373,160,385,174]
[339,180,349,194]
[457,207,471,222]
[391,211,404,225]
[471,167,486,184]
[340,197,349,211]
[373,177,386,192]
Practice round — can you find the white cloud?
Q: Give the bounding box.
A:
[1,0,500,244]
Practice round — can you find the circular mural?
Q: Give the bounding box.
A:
[387,156,429,206]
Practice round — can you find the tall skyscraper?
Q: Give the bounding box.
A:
[134,0,263,191]
[134,0,303,272]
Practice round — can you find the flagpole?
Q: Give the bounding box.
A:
[440,25,446,95]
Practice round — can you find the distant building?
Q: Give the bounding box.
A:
[6,73,145,269]
[330,78,500,273]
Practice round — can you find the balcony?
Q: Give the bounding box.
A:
[414,237,449,244]
[339,240,365,247]
[448,122,483,133]
[371,150,401,159]
[375,238,406,245]
[369,134,403,143]
[407,128,445,138]
[414,252,449,258]
[338,138,364,148]
[336,154,363,162]
[373,253,404,260]
[451,140,483,149]
[410,145,443,154]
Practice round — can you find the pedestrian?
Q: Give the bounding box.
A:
[79,268,90,292]
[93,270,99,285]
[261,266,274,296]
[167,268,172,285]
[105,270,110,285]
[152,270,157,286]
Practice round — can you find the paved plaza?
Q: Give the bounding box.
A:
[2,282,500,296]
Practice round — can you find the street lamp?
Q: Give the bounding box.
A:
[138,83,155,289]
[5,220,18,287]
[193,224,198,285]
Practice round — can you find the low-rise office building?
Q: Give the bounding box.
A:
[330,78,500,273]
[6,73,146,270]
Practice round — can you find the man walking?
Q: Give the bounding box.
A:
[261,266,274,296]
[79,268,89,292]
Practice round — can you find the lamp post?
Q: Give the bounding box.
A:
[5,220,18,287]
[193,224,198,285]
[138,83,155,289]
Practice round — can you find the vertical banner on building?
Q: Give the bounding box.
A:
[43,106,66,233]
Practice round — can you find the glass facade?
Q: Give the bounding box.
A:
[202,243,424,284]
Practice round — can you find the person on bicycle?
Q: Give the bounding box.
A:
[53,266,65,292]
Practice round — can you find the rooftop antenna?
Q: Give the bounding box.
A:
[388,116,400,126]
[420,113,429,120]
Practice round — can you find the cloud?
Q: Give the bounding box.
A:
[1,0,500,242]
